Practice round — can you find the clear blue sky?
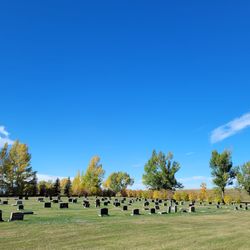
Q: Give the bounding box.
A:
[1,1,250,189]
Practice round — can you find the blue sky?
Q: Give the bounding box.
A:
[0,1,250,189]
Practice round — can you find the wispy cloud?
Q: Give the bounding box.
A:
[185,152,195,156]
[178,176,213,189]
[131,163,144,168]
[211,112,250,144]
[0,125,14,147]
[37,174,71,182]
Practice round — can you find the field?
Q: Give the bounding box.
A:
[0,197,250,250]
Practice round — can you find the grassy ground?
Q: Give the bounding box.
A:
[0,197,249,250]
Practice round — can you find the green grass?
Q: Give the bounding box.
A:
[0,197,249,250]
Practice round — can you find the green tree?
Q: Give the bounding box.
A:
[210,150,236,202]
[53,178,61,196]
[38,181,47,196]
[83,156,105,195]
[64,177,72,196]
[0,141,36,196]
[236,162,250,195]
[142,150,183,190]
[104,172,134,194]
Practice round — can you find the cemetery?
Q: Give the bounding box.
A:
[0,196,249,249]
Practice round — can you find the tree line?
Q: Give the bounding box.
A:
[0,141,249,201]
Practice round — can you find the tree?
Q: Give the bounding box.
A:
[83,156,105,195]
[53,178,61,196]
[0,141,36,196]
[64,177,72,197]
[210,150,236,202]
[236,162,250,195]
[103,172,134,194]
[142,150,183,190]
[38,181,47,196]
[199,182,207,202]
[72,170,83,196]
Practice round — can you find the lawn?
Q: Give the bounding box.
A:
[0,197,249,250]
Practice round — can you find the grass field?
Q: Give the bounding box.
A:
[0,197,249,250]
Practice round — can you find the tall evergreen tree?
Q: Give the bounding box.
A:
[64,177,72,197]
[53,178,61,196]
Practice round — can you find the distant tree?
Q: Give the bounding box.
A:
[236,162,250,195]
[142,150,183,190]
[25,173,38,196]
[210,150,236,202]
[38,181,47,196]
[199,182,207,202]
[0,141,36,196]
[83,156,105,195]
[103,172,134,194]
[53,178,61,196]
[64,177,72,196]
[72,170,82,196]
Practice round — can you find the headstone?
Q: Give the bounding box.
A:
[25,196,29,200]
[99,208,109,217]
[3,200,8,205]
[18,196,23,200]
[95,199,101,208]
[103,201,108,206]
[0,210,4,222]
[122,205,128,211]
[53,199,59,203]
[72,198,78,203]
[22,211,34,215]
[144,201,149,206]
[216,205,220,209]
[9,212,24,221]
[245,205,248,210]
[155,205,160,210]
[171,206,177,213]
[59,203,68,209]
[17,204,24,210]
[239,204,243,209]
[234,206,238,210]
[167,206,171,213]
[68,198,73,203]
[189,206,195,213]
[44,202,51,208]
[37,198,44,202]
[149,208,156,214]
[131,209,140,216]
[114,202,120,207]
[83,200,90,208]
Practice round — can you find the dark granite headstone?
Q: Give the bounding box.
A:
[122,205,128,211]
[95,199,101,208]
[99,208,109,216]
[17,204,24,210]
[44,202,52,208]
[0,210,4,222]
[9,212,24,221]
[155,205,160,210]
[131,209,140,216]
[149,208,156,214]
[59,203,68,209]
[189,206,195,213]
[3,200,8,205]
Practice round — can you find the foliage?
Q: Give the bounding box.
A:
[64,177,72,196]
[198,183,207,201]
[103,171,134,194]
[53,178,61,196]
[142,150,183,190]
[0,141,37,196]
[210,150,236,202]
[82,156,105,195]
[236,162,250,195]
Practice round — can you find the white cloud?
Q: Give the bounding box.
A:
[178,176,213,189]
[211,112,250,144]
[131,163,144,168]
[185,152,195,156]
[37,174,71,182]
[0,125,14,147]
